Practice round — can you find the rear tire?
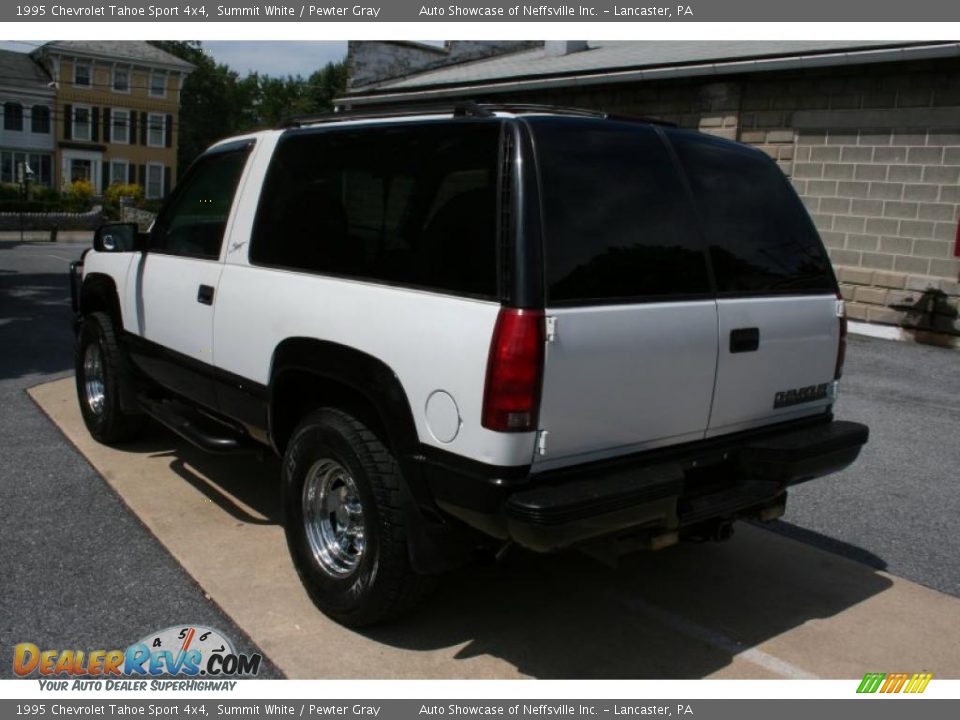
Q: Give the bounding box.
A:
[282,408,434,626]
[75,312,144,444]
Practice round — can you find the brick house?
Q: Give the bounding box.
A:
[338,41,960,341]
[30,41,193,199]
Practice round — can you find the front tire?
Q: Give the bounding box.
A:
[282,408,433,626]
[75,312,144,444]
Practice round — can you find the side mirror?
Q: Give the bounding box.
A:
[94,223,144,253]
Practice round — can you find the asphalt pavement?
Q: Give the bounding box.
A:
[1,238,958,679]
[0,239,282,679]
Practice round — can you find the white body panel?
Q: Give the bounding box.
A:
[211,129,536,467]
[136,253,222,363]
[212,266,536,466]
[534,301,719,472]
[707,294,838,436]
[80,122,842,474]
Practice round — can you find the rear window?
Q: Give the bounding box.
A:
[250,120,502,299]
[667,130,835,294]
[528,117,711,304]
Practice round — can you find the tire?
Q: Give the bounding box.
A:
[75,312,144,444]
[282,408,434,626]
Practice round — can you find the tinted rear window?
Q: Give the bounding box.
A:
[250,120,502,298]
[667,130,835,294]
[528,117,711,304]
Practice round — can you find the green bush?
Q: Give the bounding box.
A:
[103,183,146,219]
[62,179,95,213]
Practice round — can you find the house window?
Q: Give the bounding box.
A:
[112,109,129,144]
[147,113,165,147]
[31,105,50,134]
[146,163,164,199]
[31,153,53,185]
[110,160,129,186]
[1,152,52,185]
[73,106,92,141]
[70,158,92,184]
[74,62,92,88]
[112,66,130,93]
[4,102,24,131]
[149,71,167,98]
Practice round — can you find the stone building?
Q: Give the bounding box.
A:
[338,41,960,342]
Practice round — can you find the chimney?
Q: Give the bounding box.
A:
[544,41,589,57]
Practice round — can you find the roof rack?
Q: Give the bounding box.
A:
[278,101,676,129]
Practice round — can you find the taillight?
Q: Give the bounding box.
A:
[835,293,847,380]
[481,308,545,432]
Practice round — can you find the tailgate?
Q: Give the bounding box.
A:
[708,294,840,436]
[534,302,718,470]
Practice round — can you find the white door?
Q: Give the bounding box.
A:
[525,118,720,470]
[130,144,253,408]
[665,130,842,437]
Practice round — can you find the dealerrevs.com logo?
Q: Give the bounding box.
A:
[14,626,261,690]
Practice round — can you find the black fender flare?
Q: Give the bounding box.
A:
[268,338,470,573]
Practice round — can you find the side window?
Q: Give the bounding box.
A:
[528,117,711,304]
[250,121,502,299]
[668,131,835,294]
[150,146,251,260]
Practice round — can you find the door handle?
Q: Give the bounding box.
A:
[197,284,214,306]
[730,327,760,353]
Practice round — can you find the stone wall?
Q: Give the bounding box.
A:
[0,205,102,231]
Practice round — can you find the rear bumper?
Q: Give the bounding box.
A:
[424,417,869,552]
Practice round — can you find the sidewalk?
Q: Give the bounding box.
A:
[0,230,92,243]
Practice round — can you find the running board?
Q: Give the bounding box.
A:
[138,395,256,454]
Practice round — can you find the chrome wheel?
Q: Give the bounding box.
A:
[83,342,106,416]
[302,458,366,577]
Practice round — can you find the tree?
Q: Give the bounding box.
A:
[148,41,347,175]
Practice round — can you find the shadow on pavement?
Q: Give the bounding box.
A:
[111,420,894,679]
[0,270,75,381]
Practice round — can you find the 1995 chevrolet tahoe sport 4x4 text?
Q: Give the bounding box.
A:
[70,104,869,626]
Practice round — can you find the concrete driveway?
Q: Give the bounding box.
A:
[27,377,960,679]
[4,239,960,680]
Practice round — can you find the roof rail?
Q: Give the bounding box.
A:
[277,102,675,128]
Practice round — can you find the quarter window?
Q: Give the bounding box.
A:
[150,145,251,259]
[250,121,501,299]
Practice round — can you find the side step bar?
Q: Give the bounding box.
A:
[138,395,256,454]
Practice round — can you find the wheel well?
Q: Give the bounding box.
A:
[80,275,123,329]
[270,370,389,455]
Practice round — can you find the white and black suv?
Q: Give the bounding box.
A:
[71,104,869,626]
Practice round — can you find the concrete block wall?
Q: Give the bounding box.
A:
[793,128,959,281]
